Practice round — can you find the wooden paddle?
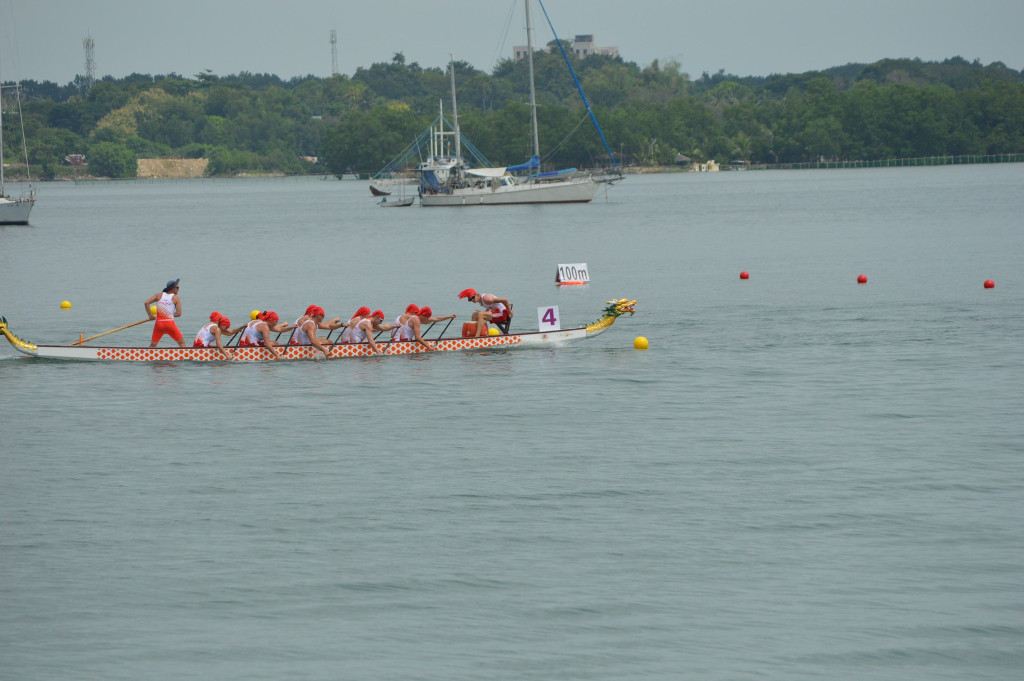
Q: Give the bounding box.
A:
[326,317,352,343]
[422,316,455,339]
[72,319,150,345]
[437,317,455,339]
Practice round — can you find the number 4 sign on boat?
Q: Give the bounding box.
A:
[556,263,589,286]
[537,305,561,332]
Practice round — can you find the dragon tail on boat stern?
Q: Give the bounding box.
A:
[0,316,39,355]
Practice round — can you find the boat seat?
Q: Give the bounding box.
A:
[494,304,513,335]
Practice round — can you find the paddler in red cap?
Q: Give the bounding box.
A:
[288,305,342,356]
[193,311,244,360]
[339,306,371,344]
[239,310,285,359]
[390,305,456,342]
[458,288,513,335]
[145,278,185,348]
[340,307,385,355]
[390,304,420,341]
[395,305,455,351]
[366,310,392,336]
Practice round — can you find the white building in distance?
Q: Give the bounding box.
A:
[513,34,619,61]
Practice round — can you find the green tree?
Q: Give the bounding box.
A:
[87,141,137,178]
[10,54,1024,176]
[207,147,260,175]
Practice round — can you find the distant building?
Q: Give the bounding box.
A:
[513,34,618,61]
[689,160,720,172]
[569,35,618,59]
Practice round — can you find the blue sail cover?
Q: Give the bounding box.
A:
[506,155,540,173]
[420,170,442,191]
[537,0,621,172]
[533,168,576,178]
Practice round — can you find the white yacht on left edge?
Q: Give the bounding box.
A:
[1,76,36,224]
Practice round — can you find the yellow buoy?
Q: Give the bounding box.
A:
[488,327,500,336]
[634,336,649,350]
[251,310,260,320]
[150,305,157,315]
[60,300,72,310]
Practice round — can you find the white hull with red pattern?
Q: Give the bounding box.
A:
[1,300,636,363]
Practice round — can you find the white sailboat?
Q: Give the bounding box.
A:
[0,76,36,224]
[417,0,622,206]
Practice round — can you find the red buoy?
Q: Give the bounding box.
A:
[857,274,868,284]
[739,271,750,280]
[984,279,995,289]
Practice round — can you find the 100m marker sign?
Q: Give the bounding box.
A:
[556,263,589,286]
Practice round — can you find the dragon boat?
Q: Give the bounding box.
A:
[0,299,636,363]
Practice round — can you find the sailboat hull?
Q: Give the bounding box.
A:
[0,196,35,225]
[420,177,602,206]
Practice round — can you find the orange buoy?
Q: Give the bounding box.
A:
[857,274,868,284]
[984,279,995,289]
[739,271,750,280]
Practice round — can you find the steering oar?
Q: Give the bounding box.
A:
[71,319,149,345]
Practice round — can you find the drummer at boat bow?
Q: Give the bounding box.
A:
[145,278,186,348]
[289,305,342,356]
[458,288,513,335]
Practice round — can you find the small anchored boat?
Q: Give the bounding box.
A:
[1,299,636,363]
[378,196,415,207]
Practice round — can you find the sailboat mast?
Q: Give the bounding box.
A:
[434,99,442,158]
[449,54,461,161]
[524,0,541,163]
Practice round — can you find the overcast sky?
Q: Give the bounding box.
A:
[2,0,1022,85]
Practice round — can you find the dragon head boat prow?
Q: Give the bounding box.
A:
[585,298,637,334]
[0,316,39,355]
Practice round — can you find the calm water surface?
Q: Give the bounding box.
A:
[2,166,1023,680]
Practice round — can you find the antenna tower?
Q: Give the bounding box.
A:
[83,34,96,95]
[330,30,338,76]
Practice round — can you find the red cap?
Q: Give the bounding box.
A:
[405,303,420,315]
[370,309,385,320]
[218,316,231,328]
[418,306,432,318]
[353,306,371,318]
[209,311,223,323]
[305,304,318,316]
[458,288,477,299]
[261,311,279,324]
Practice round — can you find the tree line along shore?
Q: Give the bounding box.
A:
[2,53,1021,180]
